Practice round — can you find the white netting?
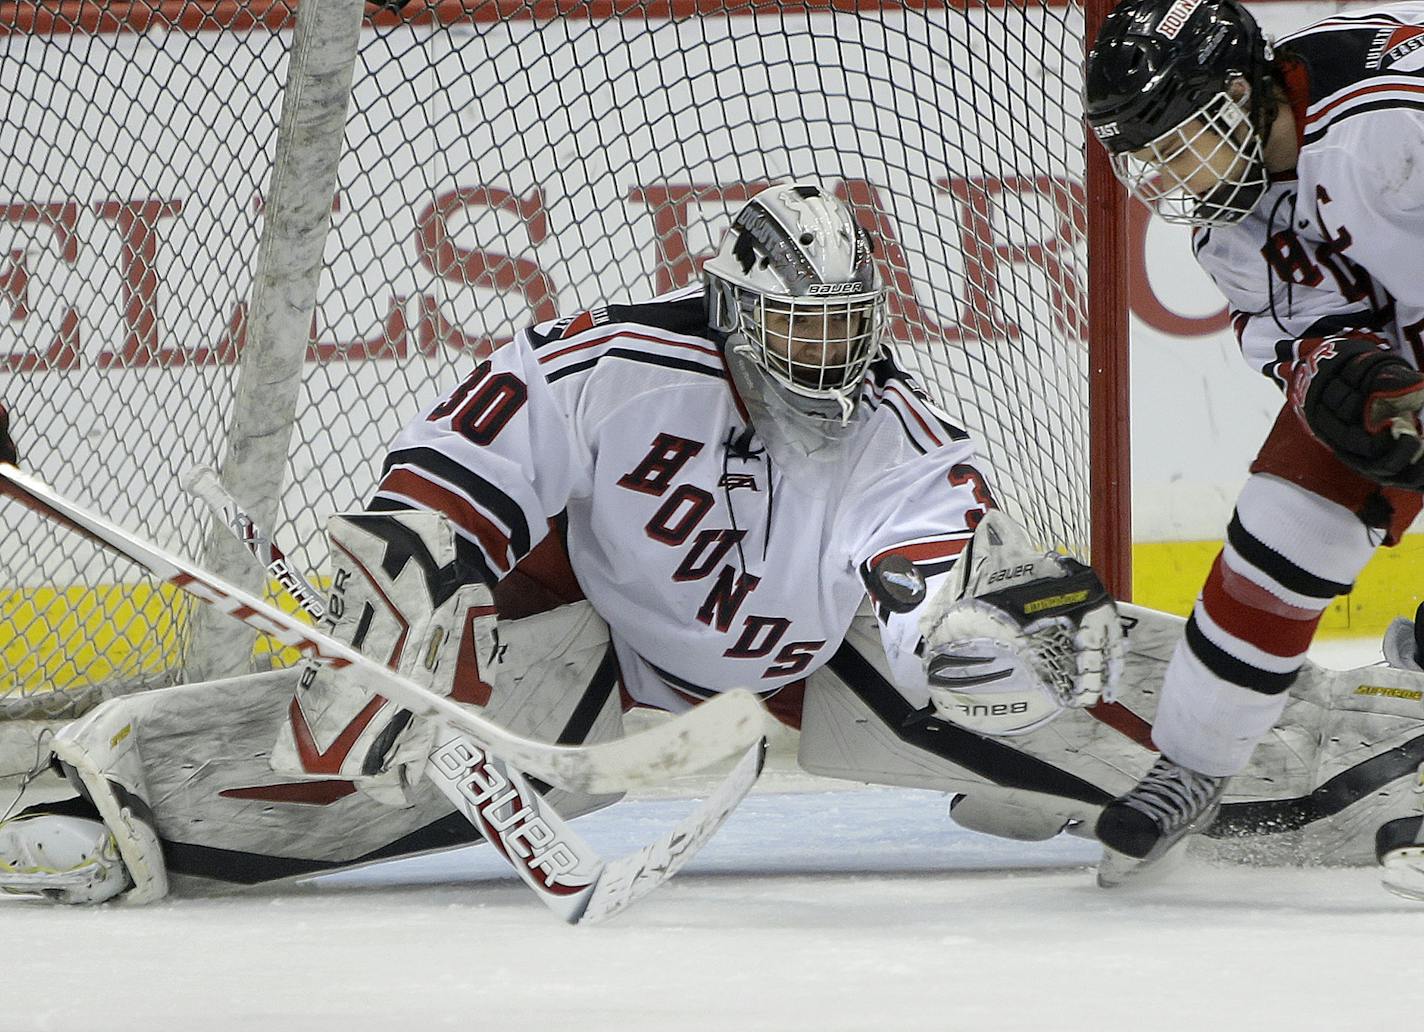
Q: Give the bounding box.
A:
[0,0,1098,716]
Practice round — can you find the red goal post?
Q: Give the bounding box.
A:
[0,0,1128,724]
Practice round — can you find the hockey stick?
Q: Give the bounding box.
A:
[0,463,772,796]
[180,466,326,621]
[178,464,764,923]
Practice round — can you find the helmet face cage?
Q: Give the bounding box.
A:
[734,288,886,419]
[1111,87,1268,227]
[703,182,888,422]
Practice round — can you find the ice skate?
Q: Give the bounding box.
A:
[1378,815,1424,901]
[1382,601,1424,672]
[1095,756,1228,887]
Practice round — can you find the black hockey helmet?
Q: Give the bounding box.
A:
[1084,0,1278,226]
[1085,0,1274,153]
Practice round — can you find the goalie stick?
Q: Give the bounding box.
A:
[181,466,327,621]
[179,464,764,923]
[0,463,771,796]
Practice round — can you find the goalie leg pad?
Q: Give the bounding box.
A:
[804,599,1424,868]
[797,602,1105,832]
[483,600,621,742]
[270,510,494,803]
[481,600,627,817]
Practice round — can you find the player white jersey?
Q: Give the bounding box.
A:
[374,287,992,711]
[1194,2,1424,387]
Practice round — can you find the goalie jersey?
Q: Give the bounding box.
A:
[374,287,991,711]
[1195,2,1424,386]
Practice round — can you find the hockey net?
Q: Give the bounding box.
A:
[0,0,1125,730]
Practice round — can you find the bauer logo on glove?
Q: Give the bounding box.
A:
[916,511,1124,737]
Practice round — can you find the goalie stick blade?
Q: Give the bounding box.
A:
[425,733,606,924]
[0,464,775,795]
[427,734,766,925]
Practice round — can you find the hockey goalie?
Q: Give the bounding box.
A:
[2,185,1422,908]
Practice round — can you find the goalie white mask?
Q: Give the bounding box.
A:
[704,182,887,427]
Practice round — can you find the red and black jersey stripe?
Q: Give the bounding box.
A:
[528,289,710,350]
[864,536,970,580]
[375,446,532,576]
[1281,16,1424,147]
[864,356,969,453]
[542,341,727,385]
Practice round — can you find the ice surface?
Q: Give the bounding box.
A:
[4,637,1422,1031]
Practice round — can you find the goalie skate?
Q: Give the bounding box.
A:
[0,813,132,904]
[1378,814,1424,902]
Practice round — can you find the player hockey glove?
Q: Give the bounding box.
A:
[0,403,15,465]
[1289,334,1424,489]
[917,512,1123,736]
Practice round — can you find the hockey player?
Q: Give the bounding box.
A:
[1084,0,1424,883]
[0,183,1126,902]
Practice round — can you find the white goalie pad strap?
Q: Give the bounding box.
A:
[46,701,168,904]
[479,601,628,822]
[917,511,1123,736]
[270,509,496,801]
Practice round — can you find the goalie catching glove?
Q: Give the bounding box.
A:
[916,511,1123,736]
[1289,334,1424,489]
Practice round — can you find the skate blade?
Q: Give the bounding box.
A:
[1096,839,1187,889]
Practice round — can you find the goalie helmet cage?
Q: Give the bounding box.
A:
[0,0,1129,722]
